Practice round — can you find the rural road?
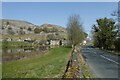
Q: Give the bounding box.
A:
[80,45,120,78]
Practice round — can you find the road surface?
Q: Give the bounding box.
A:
[81,45,120,78]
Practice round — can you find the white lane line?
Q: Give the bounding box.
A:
[100,55,119,65]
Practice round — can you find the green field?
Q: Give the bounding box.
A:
[2,34,46,40]
[2,41,33,49]
[2,47,71,78]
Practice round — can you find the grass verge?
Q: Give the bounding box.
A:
[95,48,120,56]
[2,47,71,78]
[78,47,94,78]
[2,41,33,49]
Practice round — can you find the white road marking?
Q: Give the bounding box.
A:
[100,55,119,65]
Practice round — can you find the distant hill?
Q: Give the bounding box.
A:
[39,23,67,40]
[0,19,68,40]
[0,19,37,28]
[40,23,67,33]
[0,19,37,35]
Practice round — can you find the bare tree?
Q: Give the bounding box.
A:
[67,14,85,47]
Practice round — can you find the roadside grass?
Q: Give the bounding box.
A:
[2,47,71,78]
[103,49,120,56]
[0,41,1,51]
[63,46,94,78]
[0,63,1,79]
[78,52,94,78]
[95,48,120,56]
[81,64,94,78]
[77,46,94,78]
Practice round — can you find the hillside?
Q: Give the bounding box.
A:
[0,19,36,28]
[0,19,37,35]
[0,19,68,40]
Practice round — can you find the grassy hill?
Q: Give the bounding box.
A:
[0,19,36,29]
[1,19,68,40]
